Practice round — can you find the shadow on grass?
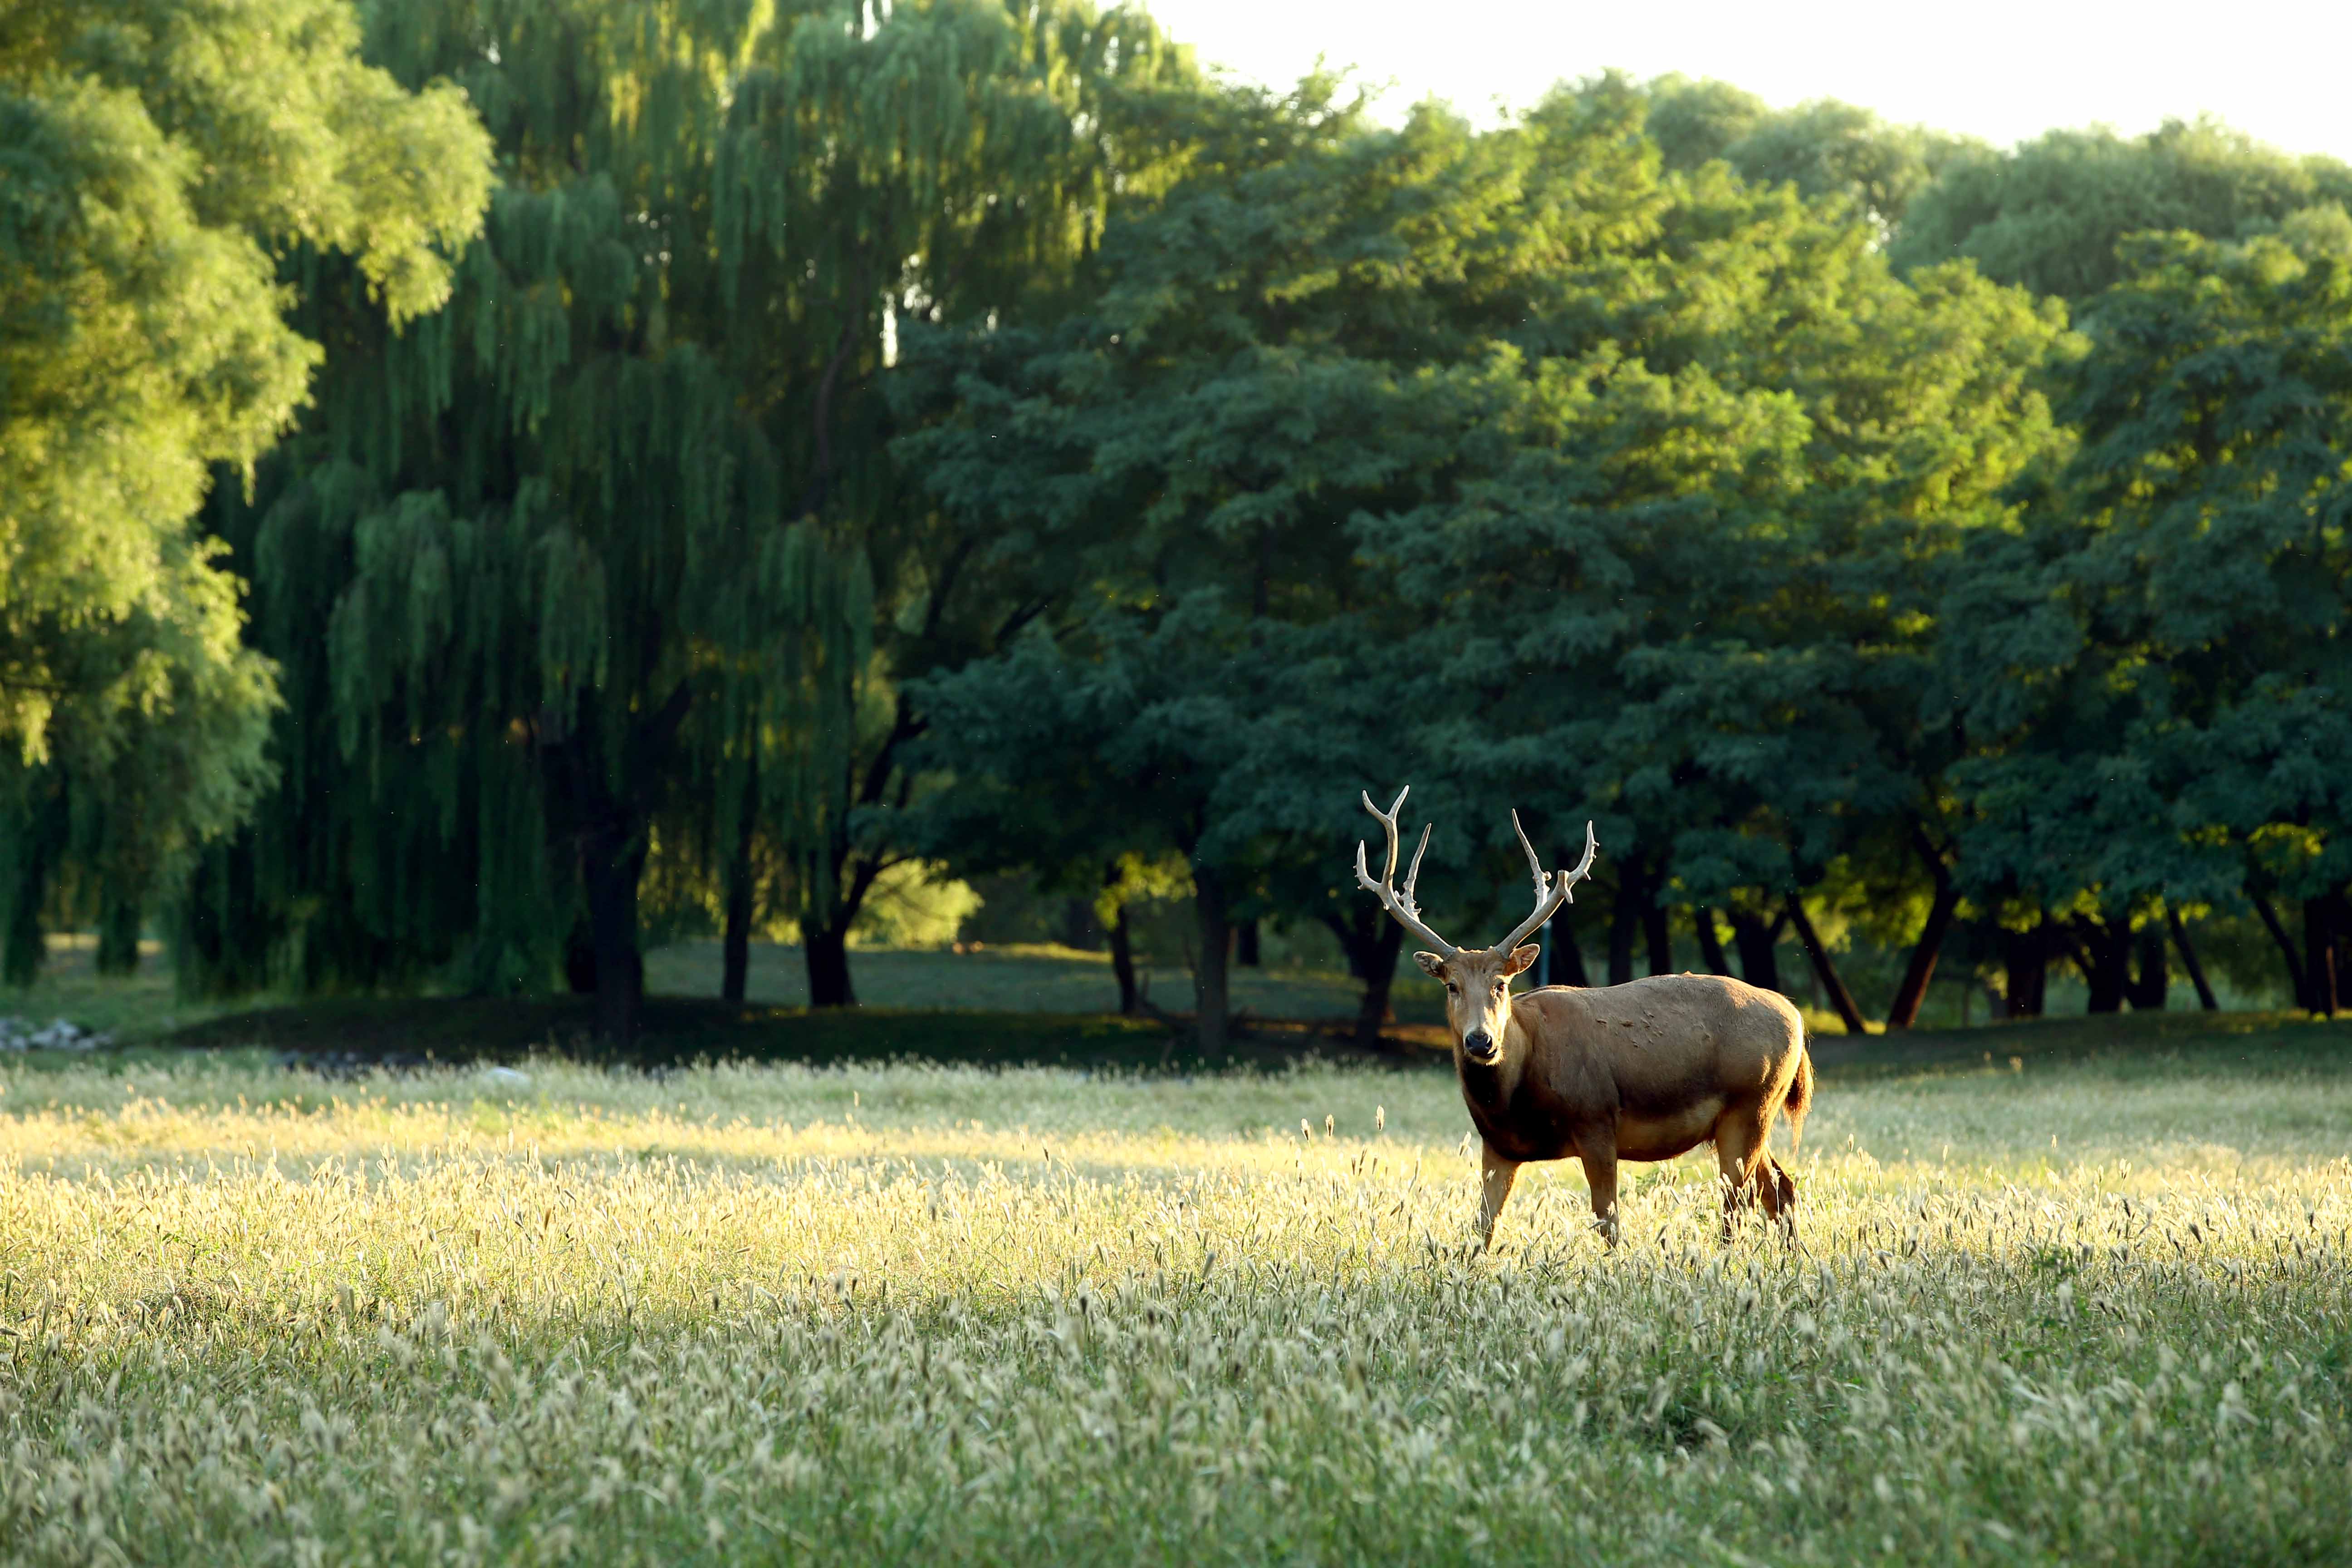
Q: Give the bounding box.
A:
[163,995,1449,1075]
[113,984,2352,1082]
[1811,1007,2352,1081]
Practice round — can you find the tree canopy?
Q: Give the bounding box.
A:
[13,2,2352,1035]
[1892,117,2352,303]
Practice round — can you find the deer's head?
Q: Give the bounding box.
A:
[1354,788,1597,1066]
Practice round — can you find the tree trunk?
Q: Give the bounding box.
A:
[1107,902,1139,1015]
[721,815,753,1005]
[1729,908,1785,995]
[2167,910,2219,1011]
[1886,866,1960,1031]
[796,691,918,1011]
[2125,925,2168,1011]
[1235,919,1261,968]
[2333,894,2352,1010]
[1193,865,1231,1053]
[1350,921,1406,1051]
[804,923,856,1009]
[580,819,648,1046]
[2304,897,2340,1018]
[96,896,141,976]
[2078,917,2132,1014]
[1787,895,1868,1035]
[1642,902,1673,978]
[2003,923,2048,1019]
[1547,896,1591,987]
[2250,892,2308,1009]
[1693,907,1732,975]
[539,686,690,1047]
[802,844,887,1010]
[0,808,51,986]
[721,886,752,1004]
[1606,876,1637,986]
[564,921,598,994]
[1325,906,1406,1049]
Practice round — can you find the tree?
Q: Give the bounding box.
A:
[0,0,491,975]
[1892,117,2352,304]
[907,81,1580,1049]
[1944,216,2352,1015]
[916,74,2077,1043]
[1357,83,2068,1035]
[704,0,1198,1008]
[911,608,1262,1039]
[1643,74,1978,234]
[183,0,1190,1031]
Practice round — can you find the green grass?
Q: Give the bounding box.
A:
[643,937,1446,1024]
[0,1012,2345,1564]
[0,936,230,1042]
[162,996,1382,1074]
[5,939,1443,1062]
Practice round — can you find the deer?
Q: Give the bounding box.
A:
[1354,787,1813,1250]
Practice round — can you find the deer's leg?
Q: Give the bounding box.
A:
[1712,1105,1772,1243]
[1575,1127,1620,1248]
[1763,1157,1798,1243]
[1477,1141,1520,1252]
[1713,1137,1754,1244]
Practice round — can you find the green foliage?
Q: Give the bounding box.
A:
[1948,222,2352,913]
[913,74,2076,1029]
[1893,116,2352,302]
[904,83,1542,1039]
[0,0,492,979]
[181,0,1200,1030]
[1641,73,1981,231]
[843,862,982,949]
[21,0,2352,1031]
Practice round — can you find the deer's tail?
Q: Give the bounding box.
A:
[1781,1045,1813,1156]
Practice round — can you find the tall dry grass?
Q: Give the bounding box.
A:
[0,1052,2343,1564]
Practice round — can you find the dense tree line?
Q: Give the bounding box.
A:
[5,0,2348,1042]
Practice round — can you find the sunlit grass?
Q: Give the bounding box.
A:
[0,1051,2344,1563]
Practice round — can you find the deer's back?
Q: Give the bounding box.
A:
[1525,973,1805,1108]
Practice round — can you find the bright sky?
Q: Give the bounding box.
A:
[1141,0,2352,161]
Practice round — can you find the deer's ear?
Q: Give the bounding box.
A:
[1502,945,1540,979]
[1414,951,1449,980]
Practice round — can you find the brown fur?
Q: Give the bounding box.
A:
[1421,949,1812,1249]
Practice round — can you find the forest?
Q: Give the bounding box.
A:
[7,0,2352,1048]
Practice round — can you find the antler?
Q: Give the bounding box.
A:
[1353,787,1458,956]
[1494,815,1600,954]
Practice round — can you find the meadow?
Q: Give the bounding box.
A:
[0,1014,2344,1566]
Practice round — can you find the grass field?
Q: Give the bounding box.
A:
[0,1013,2347,1565]
[4,938,1446,1060]
[642,940,1441,1024]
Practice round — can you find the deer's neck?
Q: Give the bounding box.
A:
[1457,1010,1531,1113]
[1460,1000,1587,1162]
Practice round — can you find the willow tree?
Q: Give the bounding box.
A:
[187,0,1193,1031]
[706,0,1197,1007]
[0,0,490,978]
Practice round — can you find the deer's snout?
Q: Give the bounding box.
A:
[1461,1029,1499,1064]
